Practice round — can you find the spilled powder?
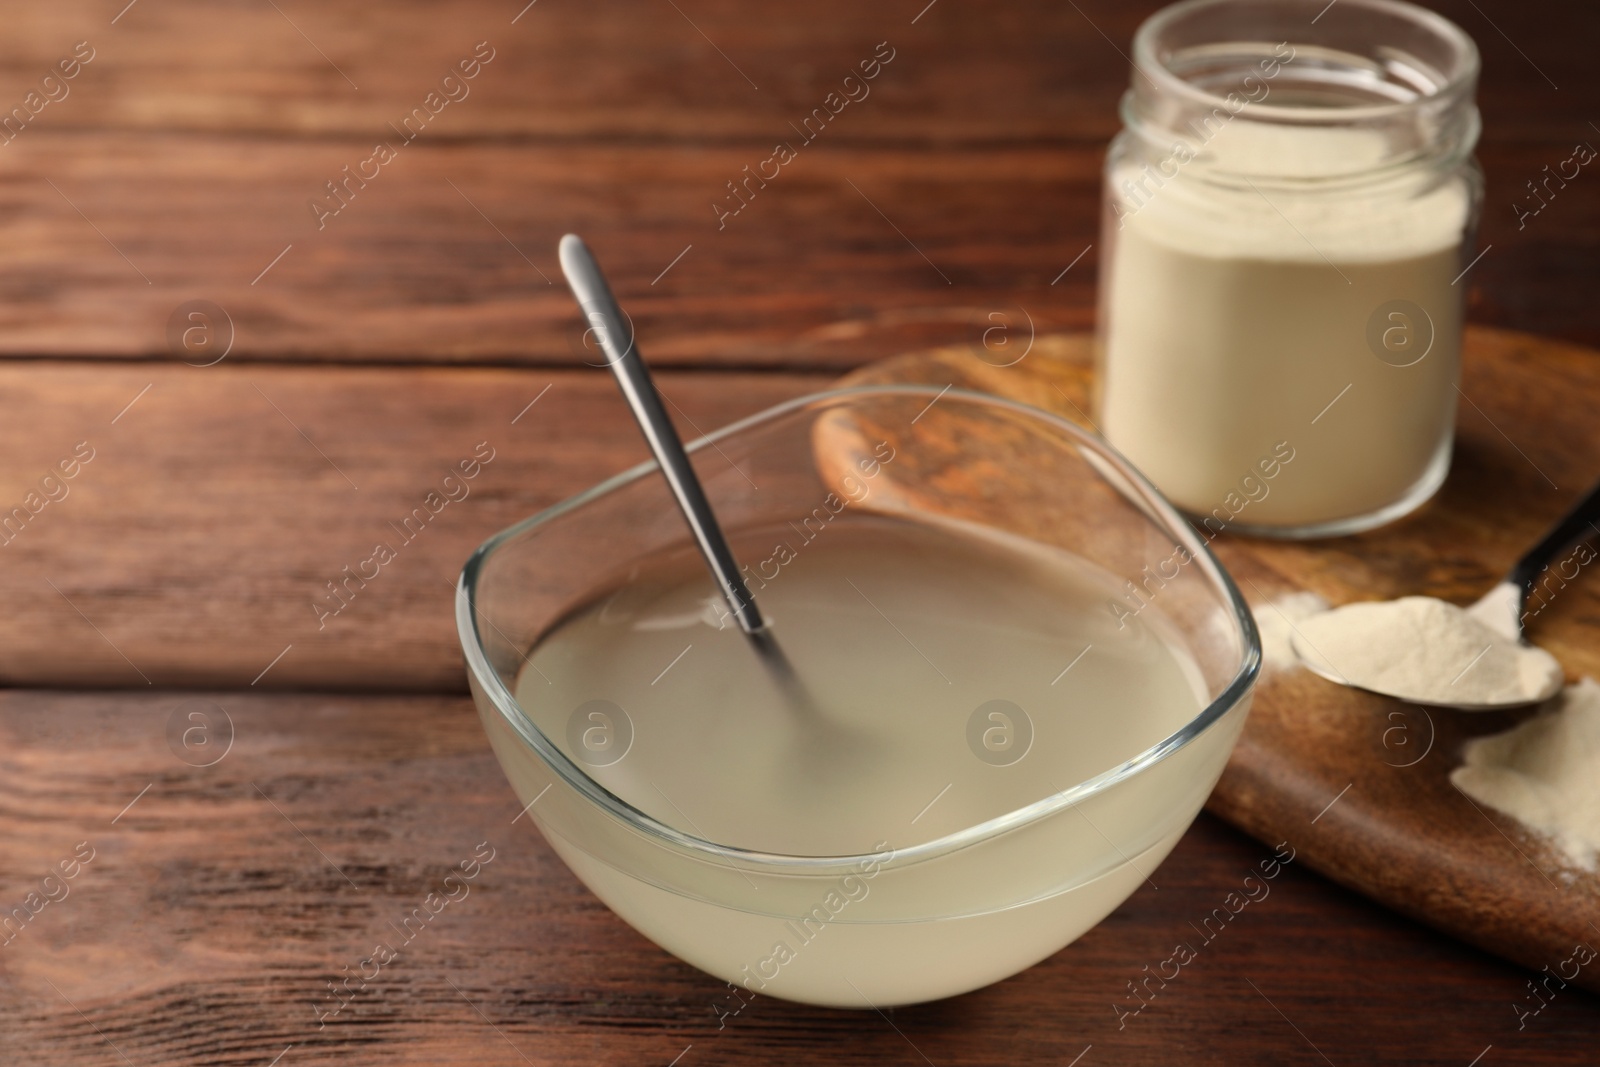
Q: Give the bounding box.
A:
[1252,592,1591,870]
[1451,679,1600,871]
[1293,596,1563,706]
[1251,591,1330,674]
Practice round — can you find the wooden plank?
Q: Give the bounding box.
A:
[0,361,831,692]
[0,0,1133,142]
[3,688,1595,1066]
[836,325,1600,997]
[0,135,1098,367]
[0,0,1591,143]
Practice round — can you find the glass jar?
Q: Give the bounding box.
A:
[1096,0,1482,539]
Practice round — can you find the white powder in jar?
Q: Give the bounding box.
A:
[1100,124,1472,531]
[1451,678,1600,871]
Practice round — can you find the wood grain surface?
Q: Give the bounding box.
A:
[3,689,1597,1067]
[0,1,1590,365]
[0,135,1095,366]
[3,0,1600,1061]
[0,0,1588,143]
[839,326,1600,997]
[0,362,829,691]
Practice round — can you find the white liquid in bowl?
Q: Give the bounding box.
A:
[491,517,1245,1006]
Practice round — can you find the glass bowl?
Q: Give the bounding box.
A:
[457,385,1260,1008]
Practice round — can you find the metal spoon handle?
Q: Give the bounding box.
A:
[1507,475,1600,596]
[557,234,766,635]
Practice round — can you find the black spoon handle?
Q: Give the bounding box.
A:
[557,234,766,636]
[1508,476,1600,595]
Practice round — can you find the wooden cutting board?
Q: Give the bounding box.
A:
[833,325,1600,994]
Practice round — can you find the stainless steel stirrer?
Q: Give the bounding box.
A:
[557,233,807,691]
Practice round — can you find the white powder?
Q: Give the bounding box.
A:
[1293,596,1564,707]
[1251,591,1329,675]
[1451,679,1600,871]
[1100,126,1470,530]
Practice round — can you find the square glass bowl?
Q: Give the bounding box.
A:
[457,385,1260,1007]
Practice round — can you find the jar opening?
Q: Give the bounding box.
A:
[1132,0,1478,122]
[1122,0,1480,180]
[1167,40,1447,109]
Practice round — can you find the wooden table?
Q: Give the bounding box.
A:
[2,2,1598,1064]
